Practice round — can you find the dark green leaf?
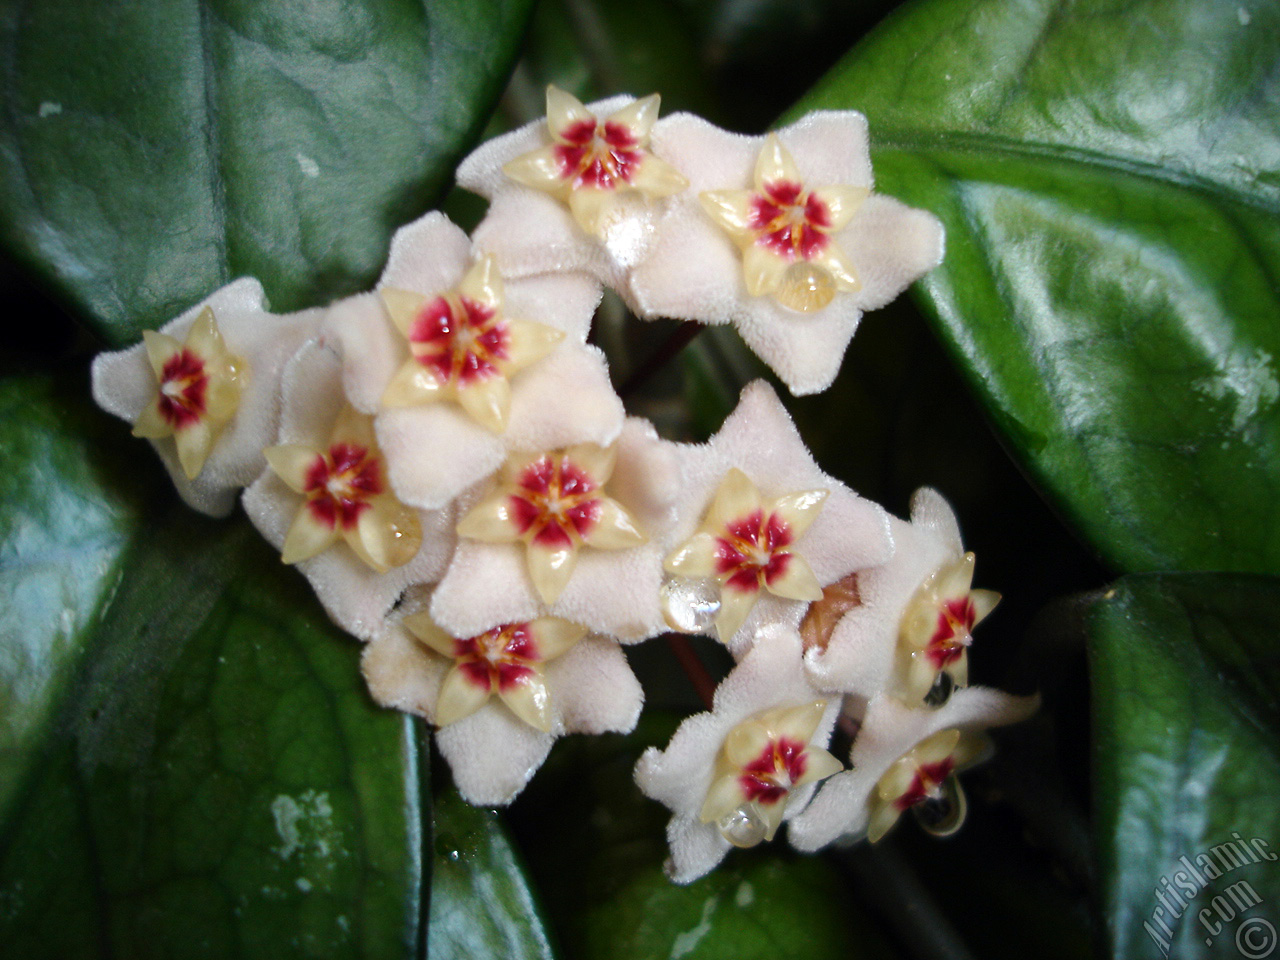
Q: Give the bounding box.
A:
[0,377,428,959]
[1089,574,1280,959]
[791,0,1280,575]
[0,0,533,346]
[429,788,558,960]
[511,718,897,960]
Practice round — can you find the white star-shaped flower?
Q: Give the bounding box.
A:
[456,89,688,290]
[787,688,1037,852]
[91,278,319,516]
[322,212,620,511]
[803,487,1000,707]
[362,590,643,805]
[242,340,455,641]
[630,111,945,396]
[431,417,682,644]
[659,380,892,656]
[634,624,842,883]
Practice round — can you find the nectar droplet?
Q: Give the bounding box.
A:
[661,576,722,633]
[717,804,769,848]
[912,776,967,838]
[776,262,835,312]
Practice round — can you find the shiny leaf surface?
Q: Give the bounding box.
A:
[512,720,896,960]
[0,0,533,346]
[0,377,428,959]
[429,788,558,960]
[792,0,1280,575]
[1089,574,1280,959]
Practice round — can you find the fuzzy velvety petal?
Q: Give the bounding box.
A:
[241,343,454,641]
[634,624,839,883]
[787,688,1038,851]
[92,278,319,516]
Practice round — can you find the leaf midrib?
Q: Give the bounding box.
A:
[871,126,1280,218]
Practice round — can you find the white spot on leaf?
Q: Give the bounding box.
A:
[296,153,321,178]
[38,102,62,118]
[1238,7,1252,25]
[1193,349,1279,433]
[670,896,718,959]
[734,880,755,907]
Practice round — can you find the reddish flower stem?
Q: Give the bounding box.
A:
[664,633,717,710]
[619,320,704,398]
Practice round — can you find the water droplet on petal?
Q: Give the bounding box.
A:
[924,670,956,707]
[717,804,769,848]
[776,262,835,312]
[661,577,721,633]
[912,776,967,837]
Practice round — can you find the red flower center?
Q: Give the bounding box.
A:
[508,456,603,549]
[409,295,510,387]
[895,756,957,811]
[554,118,642,191]
[453,623,538,693]
[157,349,209,429]
[715,509,795,594]
[304,443,383,531]
[926,596,977,669]
[739,737,809,806]
[749,179,832,261]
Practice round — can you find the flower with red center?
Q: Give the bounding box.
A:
[379,255,564,433]
[867,728,982,843]
[698,700,842,848]
[896,552,1000,705]
[502,85,688,237]
[265,405,422,573]
[665,467,828,645]
[456,443,647,604]
[405,613,587,732]
[700,135,868,313]
[131,306,246,479]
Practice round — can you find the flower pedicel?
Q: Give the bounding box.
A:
[91,87,1037,883]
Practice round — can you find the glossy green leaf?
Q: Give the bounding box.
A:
[429,788,558,960]
[1089,574,1280,959]
[512,719,896,960]
[0,0,533,347]
[792,0,1280,575]
[0,377,428,959]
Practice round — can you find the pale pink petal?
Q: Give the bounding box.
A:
[375,405,505,511]
[92,278,318,516]
[241,343,456,641]
[322,291,406,415]
[634,624,840,883]
[787,688,1038,852]
[545,635,644,732]
[377,210,475,294]
[435,708,555,806]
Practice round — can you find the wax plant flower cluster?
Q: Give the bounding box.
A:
[90,86,1033,883]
